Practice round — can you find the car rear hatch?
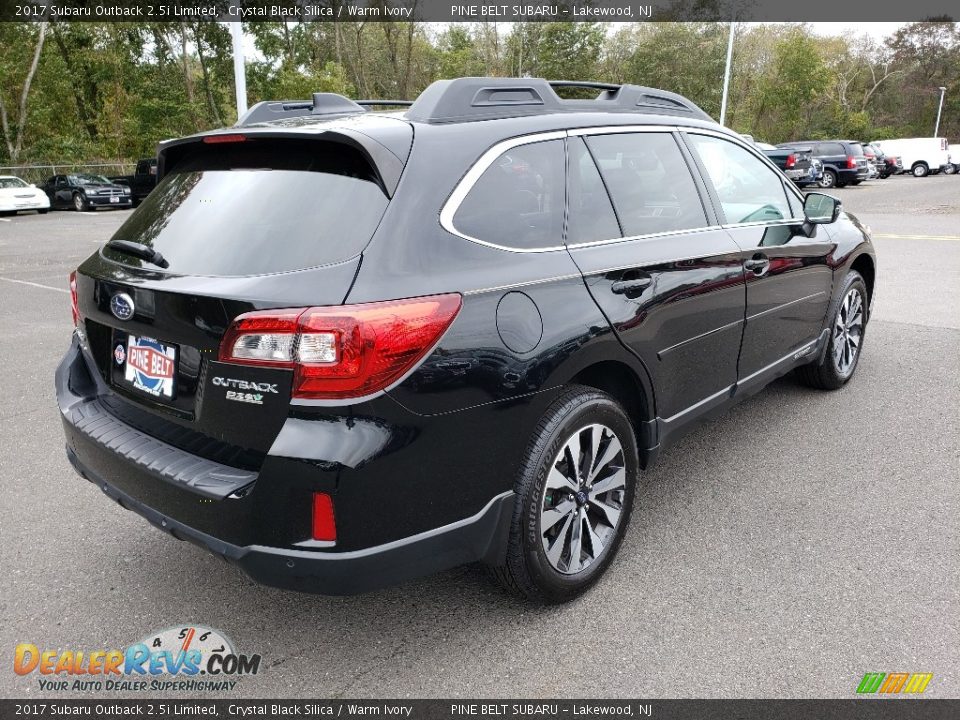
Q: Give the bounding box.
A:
[72,129,410,470]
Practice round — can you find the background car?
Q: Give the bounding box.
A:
[108,158,157,206]
[778,139,870,188]
[756,142,820,187]
[40,174,133,212]
[0,175,50,215]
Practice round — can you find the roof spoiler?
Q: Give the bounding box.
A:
[155,127,408,198]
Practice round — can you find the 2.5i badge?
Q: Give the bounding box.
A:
[124,336,176,398]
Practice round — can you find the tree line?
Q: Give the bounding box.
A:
[1,19,957,165]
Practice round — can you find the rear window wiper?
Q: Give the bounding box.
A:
[105,240,169,269]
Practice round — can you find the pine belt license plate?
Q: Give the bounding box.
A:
[120,335,177,399]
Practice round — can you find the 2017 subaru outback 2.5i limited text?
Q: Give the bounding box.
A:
[57,78,876,602]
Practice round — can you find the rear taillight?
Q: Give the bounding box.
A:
[69,271,79,326]
[219,294,462,399]
[785,154,796,169]
[312,492,336,542]
[846,156,858,169]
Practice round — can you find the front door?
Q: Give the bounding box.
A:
[683,132,835,386]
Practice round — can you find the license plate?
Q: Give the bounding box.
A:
[110,196,119,203]
[122,336,177,398]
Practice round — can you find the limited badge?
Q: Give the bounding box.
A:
[114,343,126,365]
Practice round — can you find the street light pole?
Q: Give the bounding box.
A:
[934,86,946,137]
[719,20,735,127]
[230,19,248,121]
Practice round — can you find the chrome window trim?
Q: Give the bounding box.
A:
[439,130,568,253]
[439,125,723,254]
[678,127,808,225]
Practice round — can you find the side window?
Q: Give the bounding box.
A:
[821,142,844,156]
[453,139,565,250]
[566,137,621,245]
[686,134,795,224]
[584,132,707,237]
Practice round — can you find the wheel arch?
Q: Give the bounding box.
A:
[568,360,658,468]
[850,253,875,308]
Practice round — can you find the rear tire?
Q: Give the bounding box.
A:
[912,162,929,178]
[818,169,837,188]
[490,386,638,603]
[38,209,49,214]
[797,271,868,390]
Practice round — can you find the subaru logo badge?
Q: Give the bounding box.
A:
[110,292,135,321]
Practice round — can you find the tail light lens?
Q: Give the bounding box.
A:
[219,294,462,400]
[846,156,858,169]
[785,154,796,169]
[312,492,336,542]
[69,271,80,326]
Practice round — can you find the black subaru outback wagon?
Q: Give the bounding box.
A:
[57,78,875,602]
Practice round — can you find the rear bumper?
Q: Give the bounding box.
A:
[66,446,513,595]
[56,336,515,594]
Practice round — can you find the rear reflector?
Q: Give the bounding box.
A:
[219,294,462,400]
[312,492,336,542]
[69,271,79,326]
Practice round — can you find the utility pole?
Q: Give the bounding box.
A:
[719,21,735,127]
[934,86,946,137]
[229,16,247,121]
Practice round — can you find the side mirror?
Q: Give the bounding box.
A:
[804,192,841,224]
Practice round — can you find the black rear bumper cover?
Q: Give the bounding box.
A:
[57,336,514,595]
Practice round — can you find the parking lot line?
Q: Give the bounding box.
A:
[0,276,69,294]
[873,232,960,241]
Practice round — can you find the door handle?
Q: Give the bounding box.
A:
[744,255,770,275]
[611,277,652,295]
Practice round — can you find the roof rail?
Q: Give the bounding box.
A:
[356,100,414,108]
[406,77,713,124]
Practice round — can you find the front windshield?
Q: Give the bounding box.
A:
[0,177,29,189]
[71,174,110,184]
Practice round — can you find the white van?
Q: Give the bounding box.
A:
[871,137,951,177]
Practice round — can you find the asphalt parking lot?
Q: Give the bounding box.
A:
[1,174,957,699]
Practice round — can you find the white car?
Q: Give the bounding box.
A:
[0,175,50,215]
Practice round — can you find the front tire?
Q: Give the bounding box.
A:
[72,193,88,212]
[912,162,929,178]
[798,271,868,390]
[491,386,638,603]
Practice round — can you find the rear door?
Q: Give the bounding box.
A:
[566,129,746,426]
[683,131,835,387]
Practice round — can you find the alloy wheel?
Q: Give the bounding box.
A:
[832,288,864,377]
[819,171,835,188]
[539,423,626,575]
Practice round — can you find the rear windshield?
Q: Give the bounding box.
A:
[105,140,388,276]
[848,143,865,156]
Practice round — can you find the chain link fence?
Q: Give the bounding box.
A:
[0,162,136,186]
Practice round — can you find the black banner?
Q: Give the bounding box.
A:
[2,700,960,720]
[1,0,958,23]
